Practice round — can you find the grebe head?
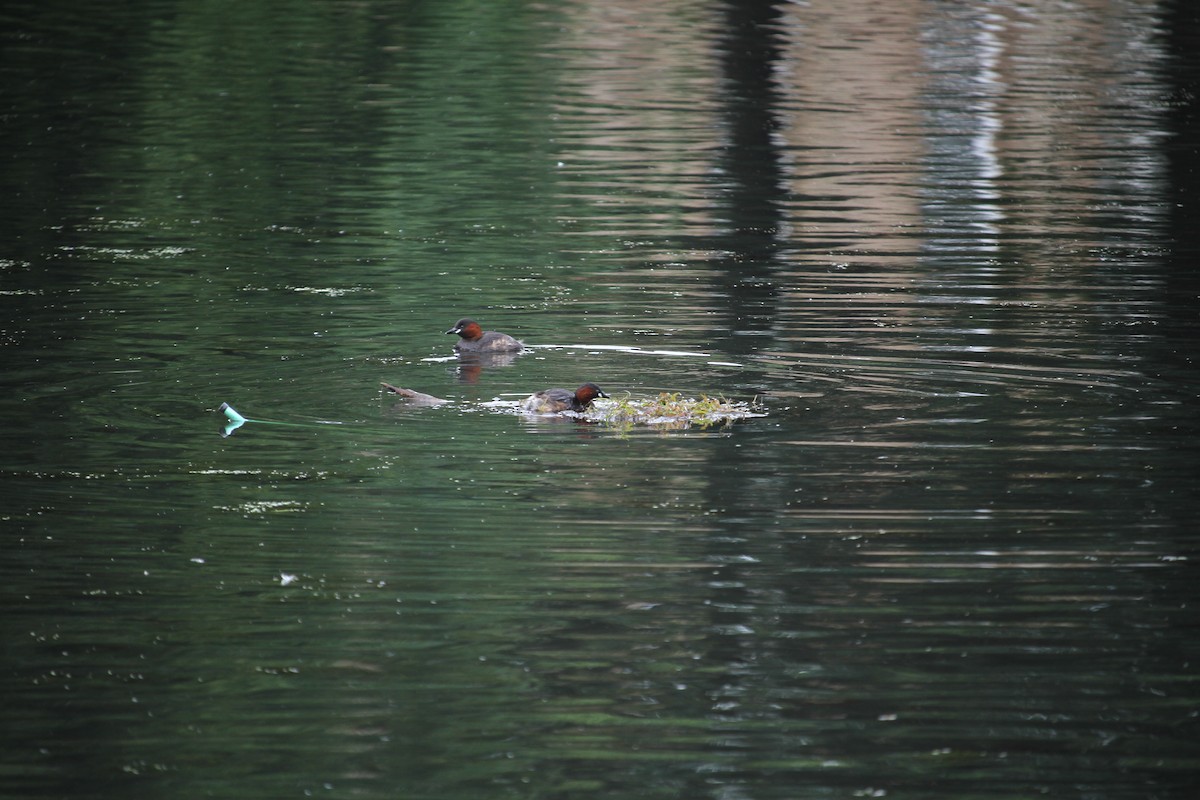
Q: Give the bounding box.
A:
[445,318,483,340]
[574,383,609,407]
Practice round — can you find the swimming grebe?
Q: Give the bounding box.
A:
[521,383,609,413]
[445,318,523,353]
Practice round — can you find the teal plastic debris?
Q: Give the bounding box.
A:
[217,402,342,437]
[219,402,247,437]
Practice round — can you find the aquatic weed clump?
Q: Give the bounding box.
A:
[586,392,764,430]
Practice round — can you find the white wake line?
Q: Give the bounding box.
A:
[421,345,743,368]
[533,344,742,367]
[532,343,710,357]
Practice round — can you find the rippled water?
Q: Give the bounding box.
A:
[3,0,1198,798]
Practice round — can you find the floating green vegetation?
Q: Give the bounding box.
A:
[586,392,765,430]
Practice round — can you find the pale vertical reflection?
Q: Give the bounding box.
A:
[934,0,1170,257]
[770,0,1169,264]
[547,0,725,241]
[920,7,1007,257]
[771,0,928,264]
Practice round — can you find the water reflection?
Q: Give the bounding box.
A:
[449,351,526,383]
[920,5,1007,256]
[1,0,1197,798]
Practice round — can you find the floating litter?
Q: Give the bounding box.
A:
[220,402,246,424]
[216,402,341,437]
[219,402,247,437]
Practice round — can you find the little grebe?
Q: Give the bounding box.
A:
[521,383,609,414]
[445,318,523,353]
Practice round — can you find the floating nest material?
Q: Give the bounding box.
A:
[583,392,765,430]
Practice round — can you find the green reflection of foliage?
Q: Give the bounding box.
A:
[127,0,563,238]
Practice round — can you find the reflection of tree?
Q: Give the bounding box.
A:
[709,0,787,341]
[1162,1,1200,360]
[690,3,797,792]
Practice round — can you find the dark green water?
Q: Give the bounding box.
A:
[3,1,1198,798]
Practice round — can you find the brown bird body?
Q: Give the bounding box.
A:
[520,383,608,413]
[445,318,523,353]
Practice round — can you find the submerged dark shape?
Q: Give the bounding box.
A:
[380,383,451,405]
[445,318,523,353]
[521,383,609,414]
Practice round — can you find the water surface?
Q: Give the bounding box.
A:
[2,1,1198,798]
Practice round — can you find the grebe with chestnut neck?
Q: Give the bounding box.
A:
[520,383,609,414]
[445,318,523,353]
